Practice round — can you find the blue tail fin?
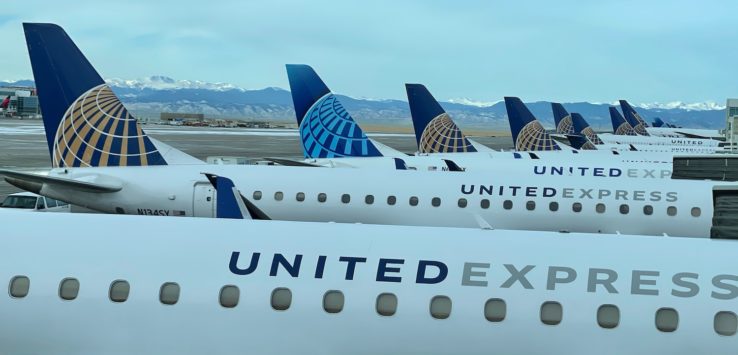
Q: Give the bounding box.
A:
[551,103,574,134]
[609,107,637,136]
[653,117,665,127]
[285,64,381,158]
[23,23,166,168]
[618,100,649,135]
[570,113,604,145]
[405,84,476,153]
[504,97,560,151]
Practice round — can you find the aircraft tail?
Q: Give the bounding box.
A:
[22,23,184,168]
[405,84,476,153]
[504,97,560,151]
[551,103,574,134]
[653,117,665,127]
[609,107,637,136]
[570,113,604,145]
[618,100,650,135]
[285,64,382,158]
[0,95,9,109]
[565,134,597,150]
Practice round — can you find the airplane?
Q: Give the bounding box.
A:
[540,101,723,153]
[13,22,738,238]
[284,65,674,172]
[1,209,737,354]
[0,95,9,110]
[616,100,722,140]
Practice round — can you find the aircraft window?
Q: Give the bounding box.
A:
[503,200,513,210]
[253,191,262,200]
[526,201,535,211]
[667,206,677,216]
[597,304,620,329]
[540,301,563,325]
[271,287,292,311]
[109,280,130,303]
[643,205,653,215]
[691,207,701,217]
[323,290,344,314]
[655,308,679,332]
[45,198,58,208]
[714,311,738,336]
[59,278,80,301]
[219,285,240,308]
[430,296,452,319]
[480,199,490,209]
[409,196,419,206]
[431,197,441,207]
[484,298,506,322]
[159,282,180,305]
[274,191,284,201]
[549,201,559,212]
[296,192,305,202]
[596,203,606,214]
[318,193,327,203]
[619,204,629,215]
[365,195,374,205]
[341,194,351,204]
[458,198,467,208]
[9,276,30,298]
[376,293,398,316]
[387,196,396,205]
[572,203,582,213]
[36,198,45,210]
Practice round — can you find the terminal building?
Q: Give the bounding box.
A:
[0,87,41,118]
[725,99,738,151]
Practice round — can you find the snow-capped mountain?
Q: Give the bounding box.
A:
[0,77,728,130]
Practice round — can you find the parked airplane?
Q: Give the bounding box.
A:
[650,117,723,139]
[284,65,673,172]
[1,211,737,355]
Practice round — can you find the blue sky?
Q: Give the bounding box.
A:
[1,0,736,104]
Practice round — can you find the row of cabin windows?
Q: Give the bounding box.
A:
[8,276,737,336]
[253,191,701,217]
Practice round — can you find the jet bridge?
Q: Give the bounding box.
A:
[672,155,738,181]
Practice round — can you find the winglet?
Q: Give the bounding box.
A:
[504,97,560,151]
[618,100,650,135]
[551,103,574,134]
[205,173,270,220]
[285,64,381,158]
[23,23,168,167]
[405,84,476,153]
[609,107,637,136]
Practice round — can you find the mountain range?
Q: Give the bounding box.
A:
[1,76,728,131]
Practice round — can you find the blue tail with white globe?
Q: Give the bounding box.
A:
[286,64,382,158]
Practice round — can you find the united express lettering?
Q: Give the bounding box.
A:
[229,252,738,300]
[460,185,678,202]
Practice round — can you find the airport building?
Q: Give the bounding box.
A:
[160,112,205,124]
[0,87,41,118]
[726,99,738,150]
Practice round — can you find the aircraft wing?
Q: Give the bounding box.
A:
[0,169,122,194]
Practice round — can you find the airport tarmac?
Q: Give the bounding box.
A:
[0,119,513,198]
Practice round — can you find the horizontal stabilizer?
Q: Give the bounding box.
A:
[0,169,122,193]
[443,159,465,172]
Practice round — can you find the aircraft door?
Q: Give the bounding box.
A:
[193,182,216,218]
[711,188,738,239]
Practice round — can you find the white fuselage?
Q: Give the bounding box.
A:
[0,212,736,355]
[32,164,735,237]
[647,127,724,139]
[598,133,723,153]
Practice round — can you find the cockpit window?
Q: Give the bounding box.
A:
[1,196,38,209]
